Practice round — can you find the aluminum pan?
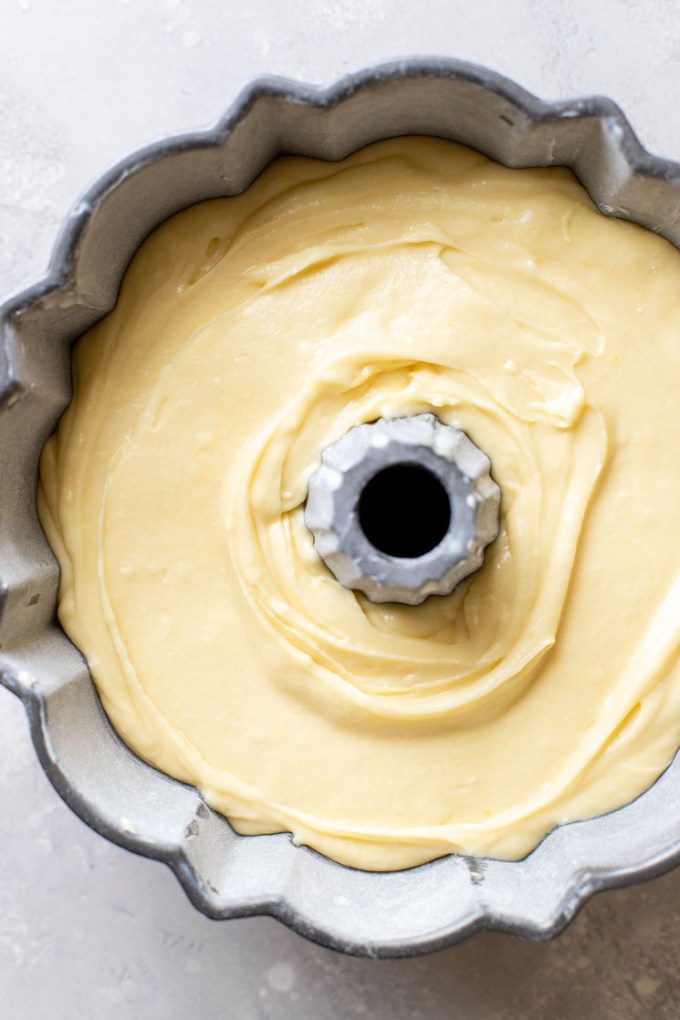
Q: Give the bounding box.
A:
[2,57,680,958]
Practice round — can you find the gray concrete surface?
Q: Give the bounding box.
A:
[3,0,680,1016]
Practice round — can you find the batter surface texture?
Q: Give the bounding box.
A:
[39,138,680,870]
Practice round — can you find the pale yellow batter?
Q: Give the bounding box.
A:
[39,137,680,870]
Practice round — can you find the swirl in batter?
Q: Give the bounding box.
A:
[39,137,680,870]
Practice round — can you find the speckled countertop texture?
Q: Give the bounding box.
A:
[3,1,680,1017]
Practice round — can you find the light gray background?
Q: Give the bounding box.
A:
[3,0,680,1017]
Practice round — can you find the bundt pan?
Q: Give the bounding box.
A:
[2,58,680,959]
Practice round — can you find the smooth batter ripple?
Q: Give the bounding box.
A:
[39,137,680,871]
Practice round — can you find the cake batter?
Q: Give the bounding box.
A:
[39,137,680,869]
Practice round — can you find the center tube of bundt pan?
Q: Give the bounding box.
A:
[304,414,501,606]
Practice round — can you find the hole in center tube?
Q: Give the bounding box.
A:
[358,463,451,559]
